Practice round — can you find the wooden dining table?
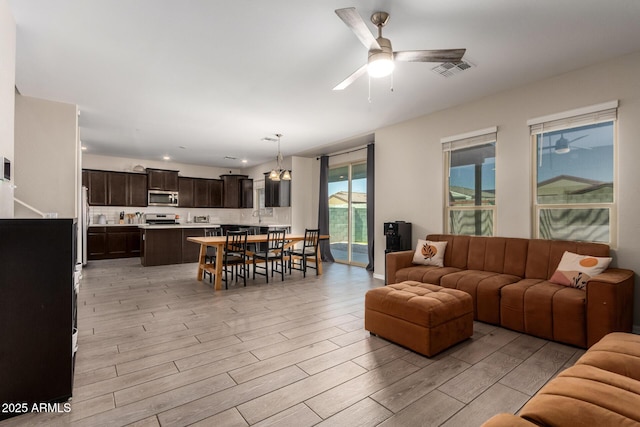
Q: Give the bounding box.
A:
[187,234,329,290]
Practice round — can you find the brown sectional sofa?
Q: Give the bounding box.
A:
[385,234,635,347]
[482,332,640,426]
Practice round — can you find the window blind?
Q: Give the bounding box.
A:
[528,101,618,135]
[441,126,497,152]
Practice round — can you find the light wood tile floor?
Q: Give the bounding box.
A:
[1,258,585,426]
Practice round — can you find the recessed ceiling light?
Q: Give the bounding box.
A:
[81,146,87,151]
[162,155,170,160]
[241,159,248,164]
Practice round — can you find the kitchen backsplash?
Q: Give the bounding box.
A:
[88,205,290,226]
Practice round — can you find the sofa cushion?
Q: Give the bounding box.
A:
[522,281,587,346]
[549,250,612,289]
[395,265,461,285]
[500,279,545,333]
[518,370,640,426]
[440,270,521,324]
[575,332,640,381]
[525,239,610,280]
[412,239,447,267]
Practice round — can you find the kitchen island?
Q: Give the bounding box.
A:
[139,223,291,267]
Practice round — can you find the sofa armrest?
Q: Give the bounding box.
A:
[385,250,414,284]
[586,268,635,347]
[481,413,537,427]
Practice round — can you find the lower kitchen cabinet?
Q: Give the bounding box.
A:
[88,226,141,260]
[140,227,207,266]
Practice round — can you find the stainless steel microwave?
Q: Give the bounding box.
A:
[148,190,179,207]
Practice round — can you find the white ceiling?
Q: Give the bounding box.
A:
[9,0,640,168]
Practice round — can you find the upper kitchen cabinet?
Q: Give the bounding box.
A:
[147,168,179,191]
[127,173,148,207]
[84,169,108,206]
[107,172,128,206]
[178,177,194,208]
[83,170,147,207]
[221,174,253,208]
[209,179,224,208]
[263,172,291,207]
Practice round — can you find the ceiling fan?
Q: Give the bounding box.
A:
[543,134,589,154]
[333,7,466,91]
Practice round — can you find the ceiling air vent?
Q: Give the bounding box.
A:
[431,60,474,78]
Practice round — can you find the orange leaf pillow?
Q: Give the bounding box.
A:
[549,251,612,290]
[412,239,447,267]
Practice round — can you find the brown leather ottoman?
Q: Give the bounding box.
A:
[365,281,473,357]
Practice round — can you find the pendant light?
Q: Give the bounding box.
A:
[266,133,291,181]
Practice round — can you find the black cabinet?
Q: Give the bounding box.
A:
[221,174,253,208]
[85,169,108,206]
[108,172,128,206]
[0,219,77,420]
[179,177,195,207]
[127,173,148,207]
[264,173,291,207]
[87,226,141,260]
[147,168,179,191]
[191,178,223,208]
[83,170,147,207]
[209,179,224,208]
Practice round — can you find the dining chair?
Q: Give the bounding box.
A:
[252,229,286,283]
[203,227,222,283]
[222,230,248,288]
[289,228,320,277]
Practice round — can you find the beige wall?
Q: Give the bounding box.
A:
[374,50,640,326]
[0,0,15,217]
[14,95,79,218]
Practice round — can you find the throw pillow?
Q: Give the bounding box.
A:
[412,239,447,267]
[549,251,612,290]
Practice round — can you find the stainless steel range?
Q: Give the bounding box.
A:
[145,213,178,225]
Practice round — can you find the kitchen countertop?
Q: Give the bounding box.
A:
[90,223,291,229]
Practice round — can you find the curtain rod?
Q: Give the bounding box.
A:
[316,144,370,160]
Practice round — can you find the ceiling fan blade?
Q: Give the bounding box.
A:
[335,8,381,51]
[569,135,588,144]
[333,63,368,91]
[394,49,466,63]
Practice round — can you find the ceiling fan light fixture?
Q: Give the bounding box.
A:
[367,37,394,78]
[554,139,570,154]
[269,169,281,181]
[281,170,292,181]
[367,54,394,77]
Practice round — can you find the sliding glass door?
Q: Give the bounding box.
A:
[328,162,367,266]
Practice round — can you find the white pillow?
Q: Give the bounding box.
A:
[412,239,447,267]
[549,251,612,290]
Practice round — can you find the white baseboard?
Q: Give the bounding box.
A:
[373,273,385,281]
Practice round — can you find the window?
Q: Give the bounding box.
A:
[443,128,497,236]
[529,102,617,244]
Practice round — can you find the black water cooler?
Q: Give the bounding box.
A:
[384,221,412,284]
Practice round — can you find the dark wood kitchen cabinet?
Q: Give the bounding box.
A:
[108,172,128,206]
[84,169,108,205]
[147,168,179,191]
[179,177,194,207]
[191,178,223,208]
[0,219,77,420]
[83,170,147,207]
[209,179,224,208]
[263,172,291,207]
[127,173,148,207]
[221,174,253,208]
[87,226,141,260]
